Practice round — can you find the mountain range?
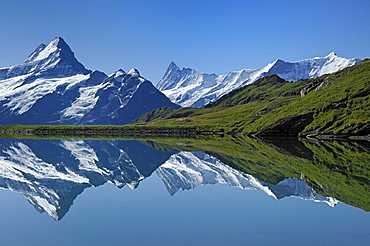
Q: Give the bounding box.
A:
[0,37,178,125]
[138,59,370,137]
[0,37,362,124]
[157,53,360,107]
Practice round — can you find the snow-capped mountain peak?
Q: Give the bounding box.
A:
[326,51,337,58]
[127,68,140,77]
[113,68,126,76]
[2,36,90,79]
[109,69,127,81]
[25,36,71,63]
[166,61,180,74]
[158,53,360,107]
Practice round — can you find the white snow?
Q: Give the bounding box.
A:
[28,196,59,219]
[28,38,59,62]
[128,68,140,76]
[60,140,108,175]
[0,74,89,115]
[62,81,108,119]
[0,143,89,184]
[157,151,277,197]
[111,69,126,78]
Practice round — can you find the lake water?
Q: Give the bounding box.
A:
[0,137,369,245]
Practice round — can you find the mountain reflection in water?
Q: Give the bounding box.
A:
[0,137,368,220]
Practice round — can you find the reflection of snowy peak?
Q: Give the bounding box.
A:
[158,53,360,107]
[0,37,178,124]
[0,139,172,220]
[266,178,337,207]
[157,152,337,206]
[156,151,274,196]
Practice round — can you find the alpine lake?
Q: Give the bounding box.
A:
[0,136,369,246]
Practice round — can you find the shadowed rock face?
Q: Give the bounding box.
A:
[256,113,314,136]
[0,37,178,125]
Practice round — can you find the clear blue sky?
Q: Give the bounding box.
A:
[1,0,369,84]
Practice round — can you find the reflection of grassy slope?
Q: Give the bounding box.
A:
[150,137,370,211]
[301,140,370,210]
[148,137,299,184]
[137,60,370,136]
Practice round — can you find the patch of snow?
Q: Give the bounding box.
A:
[0,142,89,183]
[0,74,89,115]
[128,68,140,77]
[30,40,58,62]
[62,81,108,119]
[60,140,108,175]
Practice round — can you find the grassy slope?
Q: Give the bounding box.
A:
[136,60,370,136]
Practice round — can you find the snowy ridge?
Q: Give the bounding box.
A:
[61,80,109,120]
[156,151,337,206]
[157,151,275,197]
[158,53,360,107]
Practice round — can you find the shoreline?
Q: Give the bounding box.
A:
[0,125,368,141]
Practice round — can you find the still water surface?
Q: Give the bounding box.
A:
[0,137,369,245]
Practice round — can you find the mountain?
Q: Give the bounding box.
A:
[157,53,360,107]
[0,37,178,125]
[0,37,90,79]
[138,59,370,137]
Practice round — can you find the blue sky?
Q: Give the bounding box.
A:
[0,0,369,83]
